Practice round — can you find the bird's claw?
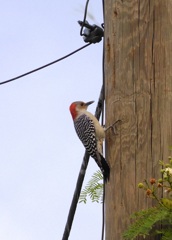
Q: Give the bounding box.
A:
[105,120,122,135]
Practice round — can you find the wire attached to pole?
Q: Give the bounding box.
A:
[78,0,104,44]
[80,0,90,36]
[101,2,105,239]
[0,43,91,86]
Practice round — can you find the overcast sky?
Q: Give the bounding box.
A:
[0,1,104,239]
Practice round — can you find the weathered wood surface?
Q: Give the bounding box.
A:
[104,1,172,239]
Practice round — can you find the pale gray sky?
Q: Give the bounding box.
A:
[0,1,104,239]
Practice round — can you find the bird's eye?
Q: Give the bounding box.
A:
[80,102,84,106]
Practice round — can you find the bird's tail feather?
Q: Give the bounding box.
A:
[96,153,110,182]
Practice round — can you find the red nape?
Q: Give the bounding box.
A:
[69,103,77,120]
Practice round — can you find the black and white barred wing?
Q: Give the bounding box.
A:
[74,114,110,181]
[74,114,97,158]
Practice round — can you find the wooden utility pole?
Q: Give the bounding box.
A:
[104,1,172,239]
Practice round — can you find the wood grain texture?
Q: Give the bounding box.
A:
[104,0,172,239]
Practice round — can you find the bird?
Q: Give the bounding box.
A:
[69,100,110,182]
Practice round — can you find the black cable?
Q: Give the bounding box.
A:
[101,1,105,239]
[102,180,105,240]
[61,86,104,240]
[101,37,105,240]
[62,152,90,240]
[101,49,105,240]
[0,43,91,86]
[80,0,90,36]
[102,0,105,21]
[102,0,105,107]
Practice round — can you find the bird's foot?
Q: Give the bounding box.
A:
[104,120,122,135]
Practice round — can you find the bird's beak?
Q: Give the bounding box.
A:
[85,101,94,106]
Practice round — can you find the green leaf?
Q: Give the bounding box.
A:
[123,206,172,240]
[79,170,103,203]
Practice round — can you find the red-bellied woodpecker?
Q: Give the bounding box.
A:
[69,101,110,182]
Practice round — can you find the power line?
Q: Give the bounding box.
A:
[80,0,90,36]
[101,0,105,239]
[0,43,91,86]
